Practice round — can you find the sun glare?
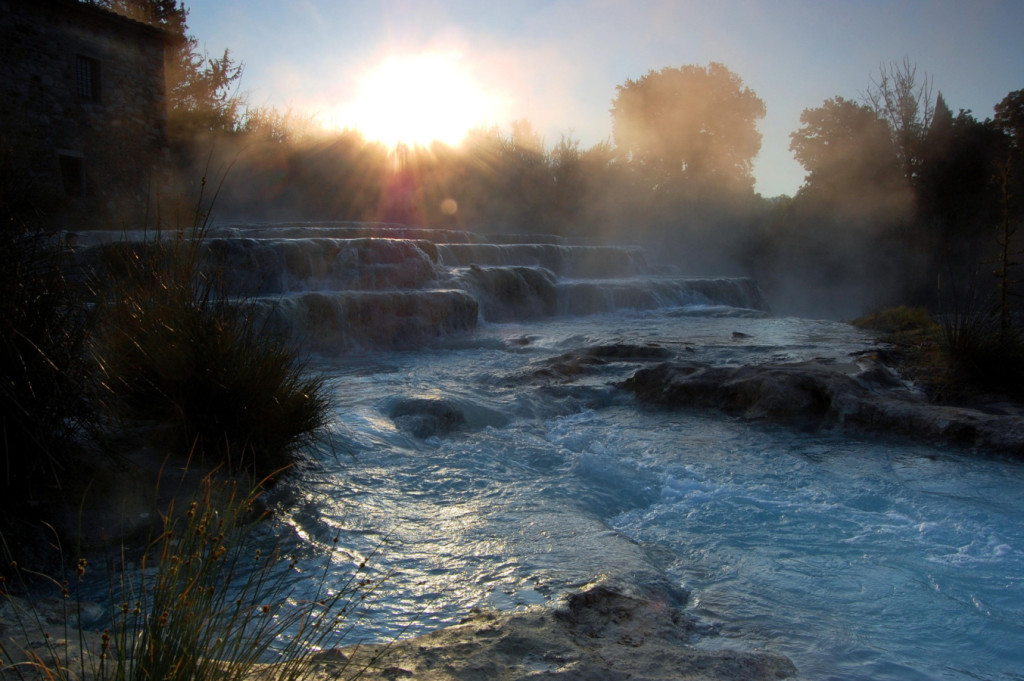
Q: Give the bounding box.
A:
[343,52,492,148]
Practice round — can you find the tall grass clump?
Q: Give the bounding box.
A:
[851,305,936,337]
[937,302,1024,396]
[936,271,1024,397]
[90,218,329,475]
[0,225,96,511]
[0,474,390,681]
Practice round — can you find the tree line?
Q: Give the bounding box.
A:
[90,1,1022,320]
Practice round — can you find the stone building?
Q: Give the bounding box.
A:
[0,0,178,226]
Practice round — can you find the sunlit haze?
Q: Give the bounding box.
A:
[186,0,1024,197]
[328,51,505,148]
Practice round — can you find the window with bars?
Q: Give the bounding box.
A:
[75,55,100,100]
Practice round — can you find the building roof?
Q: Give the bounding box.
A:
[18,0,186,46]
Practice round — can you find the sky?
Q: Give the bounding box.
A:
[184,0,1024,198]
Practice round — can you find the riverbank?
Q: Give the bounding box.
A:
[6,318,1023,681]
[263,581,798,681]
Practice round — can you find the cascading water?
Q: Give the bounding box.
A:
[71,223,1024,680]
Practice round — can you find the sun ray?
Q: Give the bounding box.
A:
[340,51,493,148]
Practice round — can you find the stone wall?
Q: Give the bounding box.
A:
[0,0,173,227]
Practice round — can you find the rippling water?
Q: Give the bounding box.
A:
[261,308,1024,681]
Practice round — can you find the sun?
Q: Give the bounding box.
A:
[344,52,492,148]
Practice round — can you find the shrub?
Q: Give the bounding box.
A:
[90,228,329,475]
[851,305,935,336]
[0,474,389,681]
[0,226,95,506]
[938,303,1024,397]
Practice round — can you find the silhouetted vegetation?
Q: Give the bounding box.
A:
[90,228,330,474]
[91,0,245,139]
[611,63,766,195]
[1,190,329,550]
[2,4,1022,674]
[1,475,388,681]
[137,56,1018,324]
[5,3,1020,508]
[0,226,96,512]
[73,1,1023,329]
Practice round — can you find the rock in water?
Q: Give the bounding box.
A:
[309,581,797,680]
[620,360,1024,456]
[389,397,467,439]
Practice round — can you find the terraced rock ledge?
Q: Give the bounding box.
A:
[620,356,1024,458]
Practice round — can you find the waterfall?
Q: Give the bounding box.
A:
[70,222,771,349]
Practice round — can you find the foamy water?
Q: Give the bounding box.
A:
[269,309,1024,681]
[71,223,1024,679]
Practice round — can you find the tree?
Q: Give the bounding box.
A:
[610,63,765,194]
[789,96,907,210]
[993,89,1024,213]
[917,105,1004,247]
[991,89,1024,339]
[94,0,185,33]
[91,0,245,136]
[994,89,1024,152]
[549,134,584,230]
[862,58,934,183]
[493,120,554,232]
[167,43,244,136]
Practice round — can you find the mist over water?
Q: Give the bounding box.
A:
[73,223,1024,680]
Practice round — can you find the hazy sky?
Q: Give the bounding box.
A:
[184,0,1024,197]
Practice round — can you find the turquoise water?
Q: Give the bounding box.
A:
[272,310,1024,680]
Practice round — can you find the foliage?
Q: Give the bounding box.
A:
[610,63,766,194]
[91,0,186,33]
[937,303,1024,398]
[0,226,95,507]
[862,58,935,182]
[916,107,1005,250]
[851,306,935,336]
[90,0,245,136]
[238,107,317,145]
[994,89,1024,152]
[789,96,908,212]
[0,475,389,681]
[167,43,245,138]
[991,157,1021,340]
[90,226,329,474]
